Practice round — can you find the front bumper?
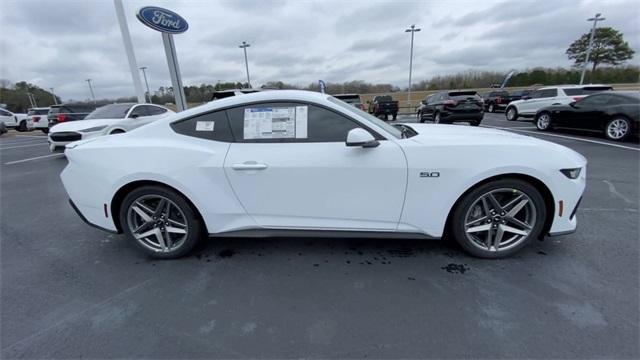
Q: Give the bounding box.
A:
[49,131,82,152]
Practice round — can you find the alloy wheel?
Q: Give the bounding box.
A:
[488,104,494,113]
[537,113,551,130]
[435,113,441,124]
[126,195,188,253]
[464,188,537,252]
[506,108,516,120]
[607,119,628,140]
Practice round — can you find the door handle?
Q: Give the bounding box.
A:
[232,161,268,171]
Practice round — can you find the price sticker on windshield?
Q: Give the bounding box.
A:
[195,121,214,131]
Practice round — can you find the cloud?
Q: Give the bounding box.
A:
[0,0,637,100]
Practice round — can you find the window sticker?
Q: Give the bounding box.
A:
[243,106,308,139]
[195,121,215,131]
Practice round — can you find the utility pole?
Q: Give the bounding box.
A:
[239,41,251,88]
[49,87,58,104]
[86,79,96,103]
[114,0,146,103]
[405,24,421,108]
[139,66,152,103]
[580,13,605,85]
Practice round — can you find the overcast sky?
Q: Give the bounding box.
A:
[1,0,638,101]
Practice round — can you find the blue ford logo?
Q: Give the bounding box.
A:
[136,6,188,34]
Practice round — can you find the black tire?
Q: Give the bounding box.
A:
[505,106,518,121]
[604,117,631,141]
[120,185,203,259]
[535,112,553,131]
[416,111,421,120]
[470,121,480,126]
[110,129,125,135]
[488,103,495,113]
[384,114,389,121]
[392,113,397,121]
[18,121,28,132]
[450,178,547,259]
[434,112,441,124]
[41,128,49,134]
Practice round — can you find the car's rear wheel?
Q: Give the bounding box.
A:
[18,121,28,132]
[605,117,631,141]
[488,103,495,113]
[535,112,552,131]
[41,128,49,134]
[434,112,441,124]
[110,129,125,135]
[120,186,202,259]
[451,179,546,258]
[506,106,518,121]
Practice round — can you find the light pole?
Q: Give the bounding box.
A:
[49,87,58,104]
[239,41,251,88]
[580,13,605,85]
[405,24,421,107]
[86,79,96,103]
[139,66,152,103]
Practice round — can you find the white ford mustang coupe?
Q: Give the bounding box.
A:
[61,90,586,259]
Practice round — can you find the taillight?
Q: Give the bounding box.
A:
[33,116,40,122]
[57,114,67,122]
[573,96,583,101]
[443,100,457,106]
[496,96,502,104]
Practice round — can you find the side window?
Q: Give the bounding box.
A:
[578,95,609,106]
[128,106,148,118]
[170,110,234,142]
[539,89,558,98]
[606,96,626,105]
[0,109,10,116]
[226,102,365,143]
[147,106,168,115]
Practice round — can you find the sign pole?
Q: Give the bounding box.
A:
[114,0,146,103]
[162,33,187,111]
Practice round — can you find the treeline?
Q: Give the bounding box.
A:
[410,65,640,91]
[0,81,61,112]
[2,66,637,111]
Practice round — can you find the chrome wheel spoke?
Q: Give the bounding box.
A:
[501,224,528,236]
[506,216,532,230]
[166,226,186,234]
[168,218,186,227]
[491,225,504,250]
[467,224,491,233]
[506,199,528,218]
[465,216,488,227]
[487,193,503,211]
[132,203,153,222]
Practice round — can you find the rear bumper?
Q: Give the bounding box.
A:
[440,111,484,122]
[69,199,119,234]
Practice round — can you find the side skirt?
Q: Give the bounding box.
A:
[209,228,440,240]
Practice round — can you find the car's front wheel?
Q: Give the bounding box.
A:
[120,186,203,259]
[488,103,495,113]
[535,112,552,131]
[605,117,631,141]
[505,106,518,121]
[451,179,546,258]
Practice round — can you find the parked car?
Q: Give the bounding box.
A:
[0,121,7,135]
[48,103,173,152]
[481,90,523,113]
[61,90,586,260]
[26,107,51,133]
[534,91,639,141]
[505,85,613,121]
[0,108,27,131]
[367,95,398,120]
[333,94,364,110]
[48,103,97,128]
[418,90,484,126]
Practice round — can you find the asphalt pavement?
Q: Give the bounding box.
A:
[1,113,638,358]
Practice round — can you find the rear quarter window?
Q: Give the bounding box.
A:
[170,110,234,142]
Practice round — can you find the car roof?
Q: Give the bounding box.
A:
[538,84,611,90]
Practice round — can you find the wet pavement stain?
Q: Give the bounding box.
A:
[441,263,469,274]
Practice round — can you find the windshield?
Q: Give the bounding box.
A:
[328,96,402,139]
[85,104,132,120]
[28,109,49,115]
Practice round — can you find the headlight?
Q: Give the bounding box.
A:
[78,125,107,133]
[560,168,581,179]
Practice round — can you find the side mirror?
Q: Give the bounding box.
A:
[346,128,379,148]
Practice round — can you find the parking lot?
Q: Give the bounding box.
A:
[1,112,638,358]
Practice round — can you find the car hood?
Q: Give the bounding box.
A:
[50,119,122,133]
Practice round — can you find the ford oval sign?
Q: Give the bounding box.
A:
[136,6,188,34]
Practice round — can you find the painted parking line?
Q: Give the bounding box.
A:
[12,134,47,138]
[0,143,49,150]
[4,153,64,165]
[482,125,640,151]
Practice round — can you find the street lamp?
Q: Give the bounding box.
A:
[49,87,58,104]
[85,78,96,103]
[239,41,252,88]
[580,13,605,85]
[139,66,152,103]
[405,24,421,107]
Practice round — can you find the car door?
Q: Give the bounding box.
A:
[520,89,558,115]
[0,109,14,126]
[223,101,407,230]
[561,94,610,130]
